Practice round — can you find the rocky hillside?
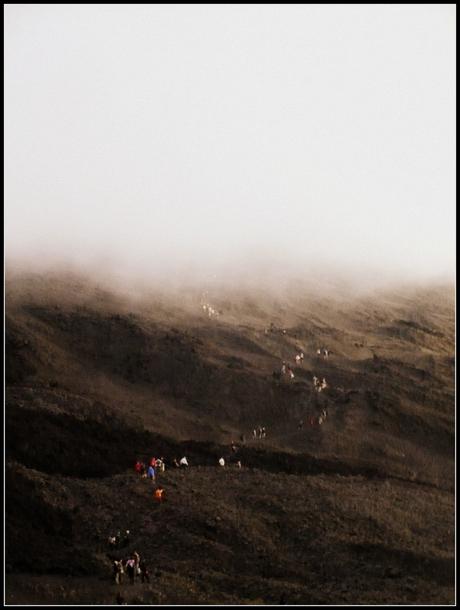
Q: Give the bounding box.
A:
[5,271,455,604]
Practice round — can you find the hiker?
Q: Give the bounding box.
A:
[135,461,143,475]
[218,457,225,467]
[123,530,131,545]
[236,460,242,468]
[321,378,328,390]
[126,557,136,585]
[252,428,257,439]
[140,462,147,478]
[288,368,295,380]
[139,559,150,583]
[313,375,318,387]
[179,456,189,467]
[321,408,327,420]
[261,426,266,438]
[154,487,164,502]
[295,354,301,365]
[133,551,141,577]
[147,464,156,481]
[317,349,321,357]
[173,458,180,468]
[113,560,124,585]
[231,442,237,453]
[323,349,329,359]
[150,457,157,467]
[281,362,287,375]
[300,352,304,361]
[108,535,117,546]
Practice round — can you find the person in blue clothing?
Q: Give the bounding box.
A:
[147,464,155,481]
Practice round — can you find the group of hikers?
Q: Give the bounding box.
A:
[111,440,243,600]
[280,361,296,380]
[252,426,267,439]
[218,456,242,468]
[275,345,333,428]
[265,322,288,336]
[134,455,195,500]
[106,316,341,602]
[135,456,192,477]
[298,408,328,428]
[202,303,219,318]
[135,457,166,479]
[278,345,331,384]
[295,352,305,365]
[108,530,131,548]
[313,375,328,392]
[113,551,149,586]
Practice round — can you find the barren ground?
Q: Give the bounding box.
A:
[5,272,455,605]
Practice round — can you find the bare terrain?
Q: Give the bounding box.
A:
[5,270,455,605]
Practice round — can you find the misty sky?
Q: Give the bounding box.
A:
[4,4,456,281]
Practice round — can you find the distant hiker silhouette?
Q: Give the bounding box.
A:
[133,551,140,576]
[125,557,136,584]
[113,560,124,585]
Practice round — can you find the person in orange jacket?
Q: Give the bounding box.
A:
[154,487,164,502]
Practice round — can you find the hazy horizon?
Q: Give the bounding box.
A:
[5,5,456,284]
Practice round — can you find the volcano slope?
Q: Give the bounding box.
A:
[5,271,455,605]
